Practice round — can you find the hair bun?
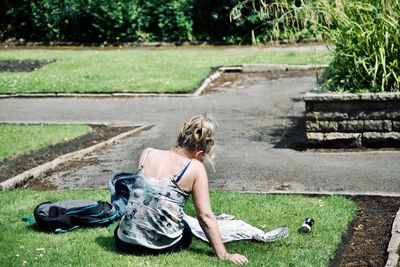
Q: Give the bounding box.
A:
[194,127,204,141]
[176,113,217,155]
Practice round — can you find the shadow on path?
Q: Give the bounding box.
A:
[270,115,307,150]
[249,96,308,151]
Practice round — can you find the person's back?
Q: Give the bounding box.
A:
[117,148,193,249]
[114,114,248,264]
[140,149,192,180]
[138,148,203,193]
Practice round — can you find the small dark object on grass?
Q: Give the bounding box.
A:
[298,218,314,233]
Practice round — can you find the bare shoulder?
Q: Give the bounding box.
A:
[142,147,154,153]
[189,159,208,178]
[138,147,155,166]
[189,158,205,169]
[140,147,158,156]
[178,159,208,193]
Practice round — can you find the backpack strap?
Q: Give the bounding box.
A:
[55,225,80,233]
[22,216,35,223]
[174,160,192,183]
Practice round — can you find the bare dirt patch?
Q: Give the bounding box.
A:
[331,196,400,267]
[203,69,323,95]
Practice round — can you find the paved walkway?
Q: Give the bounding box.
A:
[1,73,399,195]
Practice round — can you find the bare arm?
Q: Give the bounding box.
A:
[191,162,248,265]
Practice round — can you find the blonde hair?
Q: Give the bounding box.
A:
[177,113,218,156]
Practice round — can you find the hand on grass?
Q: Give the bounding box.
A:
[224,253,248,265]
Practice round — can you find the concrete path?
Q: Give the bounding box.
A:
[1,73,399,195]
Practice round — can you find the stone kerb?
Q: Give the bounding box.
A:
[304,91,400,147]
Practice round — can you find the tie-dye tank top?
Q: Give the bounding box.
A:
[117,166,191,249]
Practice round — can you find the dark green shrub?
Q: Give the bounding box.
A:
[28,0,139,42]
[0,0,318,44]
[134,0,193,42]
[1,0,193,43]
[90,1,138,42]
[192,0,260,44]
[0,0,32,41]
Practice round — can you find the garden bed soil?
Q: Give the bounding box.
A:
[330,195,400,267]
[203,70,324,95]
[0,125,137,184]
[0,124,398,265]
[0,59,56,72]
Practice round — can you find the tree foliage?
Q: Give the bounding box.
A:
[0,0,317,44]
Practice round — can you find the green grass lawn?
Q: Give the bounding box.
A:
[0,47,332,94]
[0,124,91,161]
[0,189,356,267]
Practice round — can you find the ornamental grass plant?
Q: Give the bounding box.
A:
[232,0,400,93]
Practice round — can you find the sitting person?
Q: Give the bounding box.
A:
[114,114,248,265]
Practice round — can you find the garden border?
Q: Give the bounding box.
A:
[0,64,327,98]
[0,124,152,190]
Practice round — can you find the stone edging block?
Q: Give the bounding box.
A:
[363,132,400,140]
[242,64,327,73]
[192,69,221,96]
[306,132,361,142]
[304,92,400,102]
[386,253,399,267]
[386,208,400,267]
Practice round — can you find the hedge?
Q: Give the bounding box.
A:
[0,0,317,44]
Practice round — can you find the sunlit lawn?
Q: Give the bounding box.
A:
[0,124,91,161]
[0,189,355,266]
[0,47,332,94]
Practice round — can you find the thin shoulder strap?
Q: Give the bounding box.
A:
[174,160,192,183]
[140,149,153,169]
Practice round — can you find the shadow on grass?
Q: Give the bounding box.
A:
[186,246,215,258]
[25,219,215,258]
[95,234,215,258]
[96,235,118,253]
[25,223,44,232]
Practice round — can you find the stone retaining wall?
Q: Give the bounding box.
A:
[304,92,400,147]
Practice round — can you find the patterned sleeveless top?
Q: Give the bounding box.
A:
[117,152,191,249]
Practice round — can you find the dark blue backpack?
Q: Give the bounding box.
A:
[109,172,137,218]
[33,200,118,233]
